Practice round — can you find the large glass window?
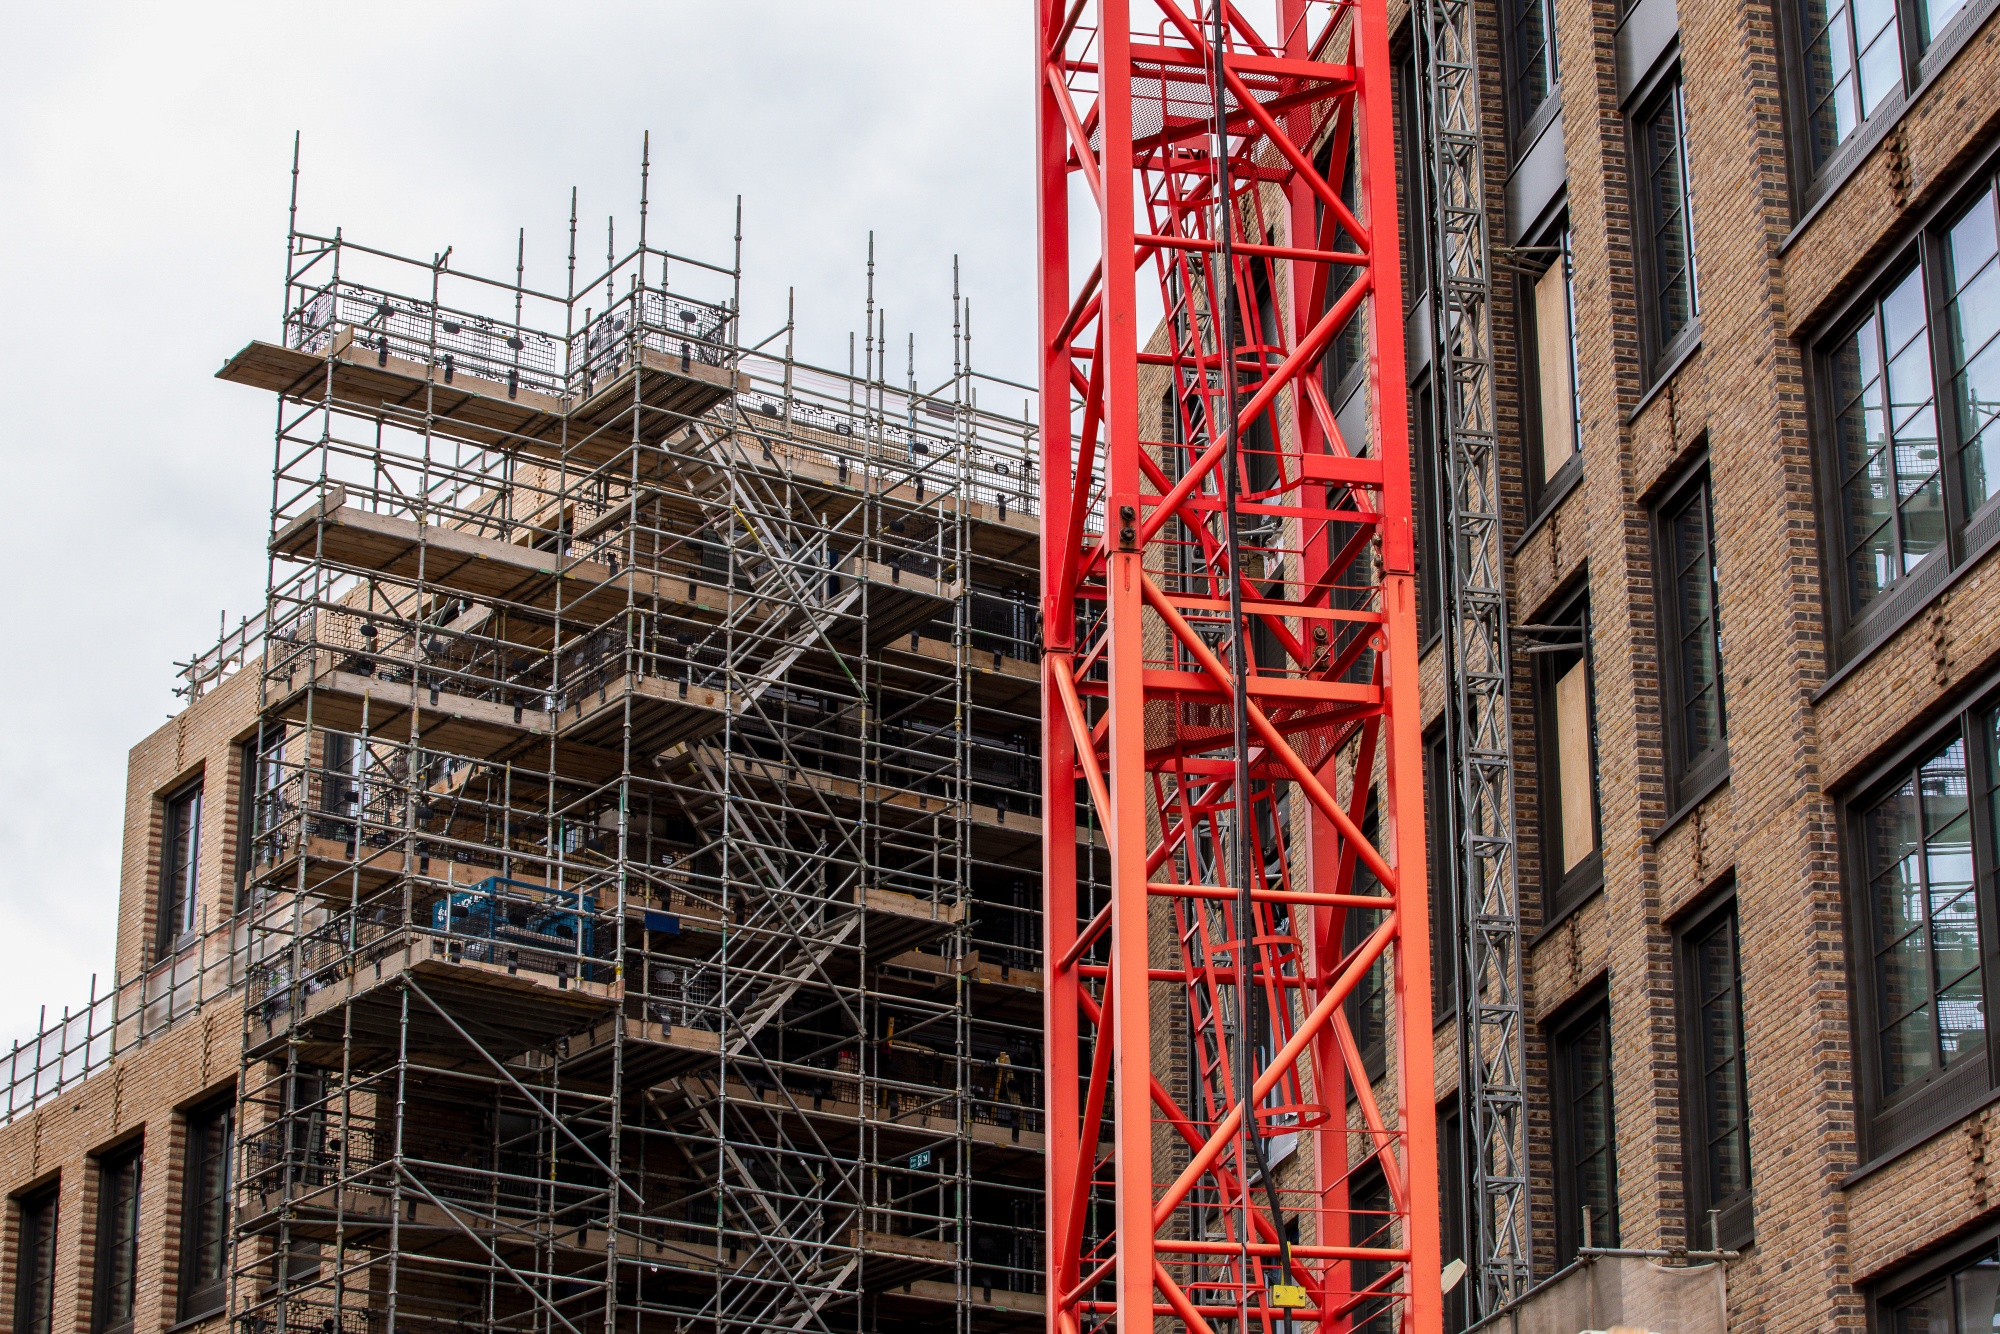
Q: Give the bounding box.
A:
[1798,0,1903,174]
[1348,1165,1396,1333]
[1881,1239,2000,1331]
[1436,1102,1470,1333]
[1396,47,1431,312]
[1634,75,1700,363]
[1508,0,1559,133]
[1945,185,2000,521]
[91,1145,141,1334]
[1346,809,1390,1081]
[179,1097,233,1320]
[1796,0,1974,181]
[1677,898,1752,1249]
[1656,466,1729,803]
[1318,127,1369,398]
[1863,733,1982,1098]
[1848,698,2000,1156]
[13,1185,57,1334]
[1415,376,1443,643]
[158,781,203,957]
[1553,1001,1619,1264]
[1832,266,1942,617]
[1823,178,2000,648]
[1426,728,1458,1021]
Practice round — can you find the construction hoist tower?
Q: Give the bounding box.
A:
[1409,0,1531,1305]
[1035,3,1444,1332]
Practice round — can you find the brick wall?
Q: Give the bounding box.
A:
[0,669,257,1334]
[1428,0,2000,1319]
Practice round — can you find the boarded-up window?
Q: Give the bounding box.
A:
[1535,243,1580,484]
[1536,584,1600,919]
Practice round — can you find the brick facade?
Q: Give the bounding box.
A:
[1453,0,2000,1318]
[0,667,256,1334]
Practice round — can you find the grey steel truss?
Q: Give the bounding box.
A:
[1411,0,1532,1310]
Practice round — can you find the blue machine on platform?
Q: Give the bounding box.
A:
[431,876,598,964]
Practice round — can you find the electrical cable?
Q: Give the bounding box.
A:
[1207,1,1300,1309]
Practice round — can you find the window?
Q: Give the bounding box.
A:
[1876,1233,2000,1331]
[1633,74,1700,369]
[1868,733,1982,1095]
[1831,265,1942,620]
[1822,175,2000,651]
[1396,46,1431,312]
[1655,464,1729,805]
[179,1097,233,1320]
[1795,0,1973,181]
[1525,225,1583,503]
[1855,724,1988,1122]
[1426,728,1458,1022]
[1317,128,1369,398]
[1843,692,2000,1155]
[1436,1102,1470,1334]
[91,1144,141,1334]
[158,781,203,957]
[1508,0,1559,136]
[235,735,284,909]
[1346,809,1390,1082]
[1348,1164,1395,1333]
[1796,0,1902,174]
[1552,1000,1619,1264]
[13,1185,57,1334]
[1676,895,1752,1249]
[1415,375,1444,643]
[1534,585,1601,920]
[1944,183,2000,527]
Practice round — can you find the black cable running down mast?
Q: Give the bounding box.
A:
[1207,1,1296,1304]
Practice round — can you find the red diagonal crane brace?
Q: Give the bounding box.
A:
[1036,4,1442,1332]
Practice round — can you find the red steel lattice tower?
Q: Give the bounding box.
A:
[1035,4,1443,1332]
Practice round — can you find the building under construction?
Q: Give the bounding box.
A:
[0,164,1063,1334]
[9,0,2000,1328]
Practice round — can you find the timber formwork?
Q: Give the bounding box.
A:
[219,182,1070,1334]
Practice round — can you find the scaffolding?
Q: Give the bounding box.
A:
[220,154,1059,1334]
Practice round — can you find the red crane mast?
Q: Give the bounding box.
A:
[1035,4,1444,1332]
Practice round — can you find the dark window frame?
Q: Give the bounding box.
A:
[177,1094,234,1322]
[1550,991,1620,1265]
[1870,1220,2000,1329]
[1629,67,1702,380]
[1394,42,1432,315]
[1673,888,1754,1251]
[1314,128,1372,409]
[1815,152,2000,665]
[1346,806,1391,1084]
[1435,1098,1470,1334]
[90,1142,142,1334]
[12,1182,58,1334]
[1414,372,1444,646]
[234,736,262,912]
[1347,1159,1396,1334]
[1653,457,1731,808]
[1425,727,1459,1025]
[1783,0,1994,207]
[1502,0,1561,152]
[1533,580,1604,924]
[1519,212,1584,518]
[157,778,204,959]
[1842,686,2000,1161]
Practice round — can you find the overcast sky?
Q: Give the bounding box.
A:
[0,2,1039,1046]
